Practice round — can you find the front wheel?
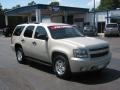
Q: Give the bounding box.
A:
[15,47,25,64]
[53,55,71,79]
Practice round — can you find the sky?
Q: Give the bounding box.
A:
[0,0,101,9]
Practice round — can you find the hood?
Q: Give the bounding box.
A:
[60,37,108,48]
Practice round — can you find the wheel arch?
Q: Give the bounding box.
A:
[15,43,22,51]
[51,51,69,63]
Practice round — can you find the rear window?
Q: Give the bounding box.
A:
[13,26,25,36]
[106,24,118,28]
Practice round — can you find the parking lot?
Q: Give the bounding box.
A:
[0,36,120,90]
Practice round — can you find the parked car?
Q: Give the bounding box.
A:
[72,25,83,34]
[104,23,120,36]
[3,25,14,37]
[11,23,111,79]
[83,25,97,36]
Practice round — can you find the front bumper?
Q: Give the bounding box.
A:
[69,53,111,73]
[11,44,15,51]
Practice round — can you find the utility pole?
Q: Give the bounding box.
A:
[93,0,96,29]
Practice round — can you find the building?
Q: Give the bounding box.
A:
[5,4,120,33]
[85,9,120,33]
[5,4,89,27]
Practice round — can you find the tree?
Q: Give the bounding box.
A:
[28,1,36,6]
[12,5,21,9]
[0,3,2,10]
[50,0,60,6]
[111,0,120,9]
[98,0,120,10]
[0,3,4,13]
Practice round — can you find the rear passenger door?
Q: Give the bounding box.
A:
[21,25,35,57]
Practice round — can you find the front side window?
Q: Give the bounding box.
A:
[24,26,34,38]
[48,25,84,39]
[34,26,47,39]
[13,26,25,36]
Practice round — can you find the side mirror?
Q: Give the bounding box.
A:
[37,34,48,41]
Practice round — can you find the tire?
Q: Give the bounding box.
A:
[53,55,71,79]
[15,47,25,64]
[104,34,107,37]
[118,33,120,37]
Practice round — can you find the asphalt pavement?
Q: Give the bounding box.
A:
[0,36,120,90]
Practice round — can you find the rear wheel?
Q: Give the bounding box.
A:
[15,47,25,64]
[53,55,71,79]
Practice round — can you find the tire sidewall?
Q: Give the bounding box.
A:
[53,55,71,79]
[16,47,25,64]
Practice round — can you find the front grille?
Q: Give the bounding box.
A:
[90,51,109,58]
[89,45,109,58]
[89,46,109,51]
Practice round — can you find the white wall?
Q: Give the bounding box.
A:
[51,16,62,23]
[110,9,120,17]
[85,13,94,25]
[74,14,86,27]
[85,9,120,28]
[42,16,51,23]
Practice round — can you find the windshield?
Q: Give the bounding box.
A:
[106,24,118,28]
[48,25,84,39]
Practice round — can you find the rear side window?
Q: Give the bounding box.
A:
[24,26,34,38]
[13,26,25,36]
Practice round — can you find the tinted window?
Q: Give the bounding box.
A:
[24,26,34,38]
[106,24,118,28]
[34,26,47,39]
[13,26,25,36]
[48,25,84,39]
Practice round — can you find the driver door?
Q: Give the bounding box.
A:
[31,26,49,63]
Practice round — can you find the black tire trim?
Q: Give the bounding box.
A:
[16,47,25,64]
[53,55,71,79]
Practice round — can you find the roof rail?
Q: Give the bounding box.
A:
[25,22,40,24]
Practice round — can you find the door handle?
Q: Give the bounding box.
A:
[21,39,25,43]
[32,41,37,46]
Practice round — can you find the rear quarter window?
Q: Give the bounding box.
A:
[13,26,25,36]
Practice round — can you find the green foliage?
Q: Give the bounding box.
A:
[111,0,120,9]
[28,1,36,6]
[0,3,2,10]
[50,1,60,6]
[12,5,21,9]
[98,0,120,10]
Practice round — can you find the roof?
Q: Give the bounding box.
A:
[17,23,69,27]
[5,4,89,16]
[89,9,120,13]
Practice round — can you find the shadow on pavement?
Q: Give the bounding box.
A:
[25,61,120,85]
[27,61,54,74]
[69,68,120,85]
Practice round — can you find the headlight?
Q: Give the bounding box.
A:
[73,48,88,58]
